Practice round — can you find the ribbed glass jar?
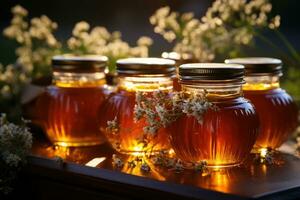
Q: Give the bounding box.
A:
[225,57,298,151]
[98,58,175,155]
[168,63,259,167]
[36,55,108,147]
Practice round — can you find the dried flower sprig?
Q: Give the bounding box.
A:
[68,21,153,73]
[134,91,182,137]
[0,114,32,194]
[194,161,208,173]
[254,148,275,165]
[134,90,217,136]
[151,150,208,174]
[112,154,124,168]
[106,117,119,135]
[140,162,151,172]
[150,0,280,61]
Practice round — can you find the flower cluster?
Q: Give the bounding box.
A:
[112,151,208,174]
[134,91,181,136]
[0,63,29,121]
[68,21,153,72]
[106,117,119,135]
[0,114,32,194]
[134,90,217,137]
[150,0,280,61]
[1,5,153,121]
[254,148,275,164]
[3,5,61,79]
[0,64,28,100]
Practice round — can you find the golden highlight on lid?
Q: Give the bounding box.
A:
[180,63,244,69]
[225,57,282,65]
[52,54,108,63]
[52,54,108,73]
[117,57,175,65]
[179,63,245,82]
[116,57,176,76]
[225,57,282,76]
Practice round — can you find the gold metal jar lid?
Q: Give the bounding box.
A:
[52,54,108,73]
[179,63,245,83]
[225,57,282,76]
[116,57,176,76]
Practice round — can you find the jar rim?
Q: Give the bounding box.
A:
[225,57,282,76]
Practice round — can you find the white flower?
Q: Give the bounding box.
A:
[12,5,28,16]
[137,36,153,47]
[151,0,278,61]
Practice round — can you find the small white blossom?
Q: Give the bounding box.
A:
[140,162,150,172]
[106,117,119,134]
[151,0,279,61]
[112,154,124,168]
[0,114,32,193]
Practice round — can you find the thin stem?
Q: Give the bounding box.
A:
[274,29,300,63]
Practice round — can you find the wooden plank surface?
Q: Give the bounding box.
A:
[19,136,300,200]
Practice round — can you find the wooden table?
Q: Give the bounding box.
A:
[10,136,300,200]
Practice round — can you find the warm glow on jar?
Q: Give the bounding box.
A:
[98,57,175,155]
[226,57,298,150]
[243,75,280,91]
[53,72,106,88]
[168,63,259,167]
[36,55,108,147]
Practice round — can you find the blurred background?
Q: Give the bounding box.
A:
[0,0,300,65]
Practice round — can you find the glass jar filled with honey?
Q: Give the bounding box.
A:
[36,55,108,147]
[162,52,196,91]
[168,63,259,167]
[98,58,175,155]
[225,57,298,151]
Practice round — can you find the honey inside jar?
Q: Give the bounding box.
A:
[168,63,260,167]
[225,57,298,150]
[98,58,175,155]
[36,55,108,147]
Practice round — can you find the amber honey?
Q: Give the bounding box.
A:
[168,63,260,167]
[99,57,175,155]
[99,89,170,154]
[37,85,107,147]
[225,57,299,150]
[168,96,259,167]
[244,87,298,149]
[37,55,108,147]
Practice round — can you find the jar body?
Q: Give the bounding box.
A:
[98,77,172,155]
[168,86,259,167]
[243,76,298,149]
[36,73,107,147]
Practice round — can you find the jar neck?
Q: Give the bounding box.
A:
[243,75,280,91]
[181,82,243,101]
[53,71,106,88]
[118,76,173,92]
